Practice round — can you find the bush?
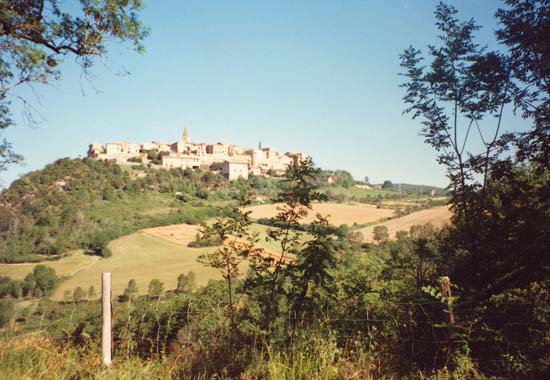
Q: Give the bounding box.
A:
[31,265,58,294]
[0,299,14,327]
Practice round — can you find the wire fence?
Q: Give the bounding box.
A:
[3,293,547,377]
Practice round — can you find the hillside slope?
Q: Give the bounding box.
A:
[0,158,239,262]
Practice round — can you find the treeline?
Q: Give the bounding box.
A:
[390,183,447,196]
[0,265,58,300]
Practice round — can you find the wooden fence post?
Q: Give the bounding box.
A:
[439,276,455,361]
[102,272,112,367]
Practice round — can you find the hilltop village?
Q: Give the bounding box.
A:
[88,128,304,180]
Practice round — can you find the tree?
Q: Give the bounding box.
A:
[122,279,139,302]
[210,162,223,171]
[0,0,148,176]
[63,289,72,303]
[399,3,512,214]
[289,215,338,319]
[31,265,57,293]
[0,298,14,327]
[73,286,86,303]
[372,225,389,246]
[381,180,393,189]
[22,273,36,297]
[245,157,327,332]
[199,208,261,325]
[88,285,96,298]
[84,230,113,257]
[148,279,164,299]
[400,2,550,377]
[495,0,550,166]
[176,271,196,294]
[364,176,370,184]
[8,280,22,299]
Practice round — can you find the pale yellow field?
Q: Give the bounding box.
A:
[52,232,222,300]
[358,206,452,242]
[141,223,199,246]
[243,202,395,226]
[0,250,99,281]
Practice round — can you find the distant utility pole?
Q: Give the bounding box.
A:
[399,183,402,196]
[102,273,112,367]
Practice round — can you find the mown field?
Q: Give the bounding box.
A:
[52,231,221,300]
[358,205,452,241]
[0,251,99,281]
[242,202,395,226]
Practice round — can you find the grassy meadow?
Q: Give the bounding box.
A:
[0,251,99,281]
[52,232,222,300]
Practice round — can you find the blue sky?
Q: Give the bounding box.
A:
[3,0,519,188]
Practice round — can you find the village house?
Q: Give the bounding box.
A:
[88,128,304,177]
[222,161,249,180]
[206,142,229,155]
[88,143,102,158]
[105,141,140,156]
[141,141,171,153]
[161,155,200,169]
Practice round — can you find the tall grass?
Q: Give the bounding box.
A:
[0,333,211,380]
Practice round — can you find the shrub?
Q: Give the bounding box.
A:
[0,299,14,327]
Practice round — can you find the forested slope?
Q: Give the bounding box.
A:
[0,158,260,262]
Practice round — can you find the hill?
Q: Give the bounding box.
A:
[0,158,275,263]
[0,158,448,263]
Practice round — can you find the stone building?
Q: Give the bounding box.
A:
[105,142,140,156]
[222,161,249,180]
[88,143,102,158]
[161,155,200,169]
[206,142,229,155]
[88,128,304,177]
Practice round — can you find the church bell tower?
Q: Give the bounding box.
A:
[182,128,189,144]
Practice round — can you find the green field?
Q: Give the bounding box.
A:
[52,232,222,300]
[0,250,98,281]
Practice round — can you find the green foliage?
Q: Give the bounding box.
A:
[0,298,14,327]
[0,158,225,262]
[289,215,338,319]
[72,287,86,304]
[381,180,393,189]
[83,230,114,257]
[199,208,259,325]
[176,271,196,294]
[372,225,389,245]
[400,2,550,378]
[0,0,148,175]
[268,337,340,380]
[30,265,57,295]
[121,279,139,302]
[0,276,22,299]
[210,162,223,171]
[148,279,164,299]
